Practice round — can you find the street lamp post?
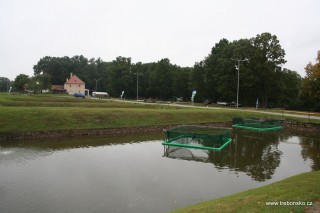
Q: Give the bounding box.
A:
[134,73,142,101]
[231,58,248,108]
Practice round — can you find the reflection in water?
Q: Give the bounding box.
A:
[1,130,320,213]
[219,129,283,181]
[164,136,228,150]
[300,136,320,170]
[164,129,320,182]
[164,146,215,163]
[0,133,163,150]
[0,133,163,165]
[0,147,54,164]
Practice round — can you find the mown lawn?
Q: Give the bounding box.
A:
[173,170,320,213]
[0,93,318,133]
[0,105,267,132]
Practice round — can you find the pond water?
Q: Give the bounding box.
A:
[0,130,319,213]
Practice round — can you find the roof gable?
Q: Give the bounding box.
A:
[65,75,85,84]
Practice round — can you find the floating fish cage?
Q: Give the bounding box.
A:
[232,117,283,131]
[162,125,232,151]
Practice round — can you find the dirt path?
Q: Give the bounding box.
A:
[306,199,320,213]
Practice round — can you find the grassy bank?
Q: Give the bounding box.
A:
[173,171,320,213]
[0,93,319,133]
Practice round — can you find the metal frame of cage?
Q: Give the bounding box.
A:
[162,125,232,151]
[232,117,283,131]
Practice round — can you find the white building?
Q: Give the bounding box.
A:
[64,73,85,95]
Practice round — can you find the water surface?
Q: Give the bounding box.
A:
[0,130,319,213]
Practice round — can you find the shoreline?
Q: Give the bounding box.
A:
[1,121,320,141]
[0,122,231,141]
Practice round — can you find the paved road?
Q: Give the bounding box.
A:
[97,98,320,121]
[240,109,320,120]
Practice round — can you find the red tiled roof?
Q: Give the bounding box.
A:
[52,85,65,90]
[65,75,85,84]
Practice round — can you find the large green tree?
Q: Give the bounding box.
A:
[0,77,11,92]
[195,33,287,107]
[148,58,173,100]
[301,51,320,110]
[277,68,301,108]
[27,73,52,93]
[105,56,132,97]
[172,66,192,101]
[33,56,73,85]
[204,39,234,102]
[250,32,286,107]
[13,74,29,92]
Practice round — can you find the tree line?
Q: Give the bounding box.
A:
[8,32,320,111]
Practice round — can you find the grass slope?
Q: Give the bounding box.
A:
[173,171,320,213]
[0,93,318,133]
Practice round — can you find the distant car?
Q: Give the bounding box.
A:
[92,92,109,99]
[73,93,85,99]
[217,101,229,106]
[203,99,212,104]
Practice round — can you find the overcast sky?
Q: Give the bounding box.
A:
[1,0,320,80]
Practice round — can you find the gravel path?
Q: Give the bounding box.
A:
[108,98,320,121]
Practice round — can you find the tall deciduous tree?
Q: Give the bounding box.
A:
[278,68,301,108]
[147,58,173,100]
[27,73,52,93]
[0,77,11,92]
[250,32,286,107]
[13,74,29,92]
[301,51,320,110]
[172,66,192,101]
[33,56,73,85]
[204,38,234,102]
[105,56,132,97]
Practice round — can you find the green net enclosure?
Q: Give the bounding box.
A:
[232,117,283,131]
[162,125,232,151]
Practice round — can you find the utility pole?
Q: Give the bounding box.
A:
[134,73,142,101]
[231,58,248,108]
